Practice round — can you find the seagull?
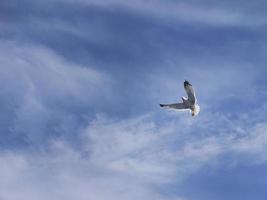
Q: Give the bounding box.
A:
[160,80,200,116]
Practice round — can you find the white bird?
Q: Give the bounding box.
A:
[160,80,200,116]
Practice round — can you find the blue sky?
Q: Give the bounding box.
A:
[1,0,267,199]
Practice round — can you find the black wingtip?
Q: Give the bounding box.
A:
[184,80,191,87]
[159,104,164,107]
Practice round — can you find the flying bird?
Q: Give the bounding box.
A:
[160,80,200,116]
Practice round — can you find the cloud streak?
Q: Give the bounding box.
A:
[58,0,267,27]
[0,41,109,148]
[1,0,267,199]
[1,107,267,200]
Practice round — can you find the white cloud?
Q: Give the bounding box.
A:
[83,113,176,184]
[0,40,105,99]
[0,108,267,199]
[57,0,266,27]
[83,110,267,182]
[0,41,109,144]
[1,1,267,198]
[0,39,265,200]
[0,141,177,200]
[231,122,267,163]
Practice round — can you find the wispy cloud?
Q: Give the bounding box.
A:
[0,41,109,147]
[59,0,267,27]
[1,0,267,199]
[0,107,267,199]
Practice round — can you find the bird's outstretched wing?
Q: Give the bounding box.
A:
[184,80,196,104]
[159,103,189,111]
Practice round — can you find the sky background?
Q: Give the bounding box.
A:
[1,0,267,199]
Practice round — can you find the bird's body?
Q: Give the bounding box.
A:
[160,80,200,116]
